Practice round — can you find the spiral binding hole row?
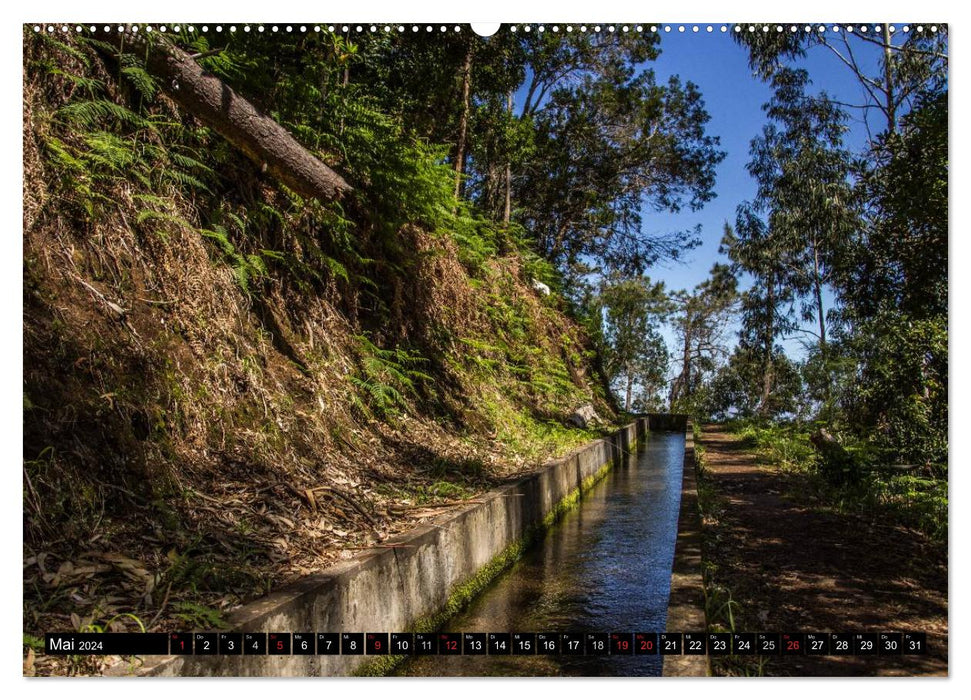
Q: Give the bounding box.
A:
[31,24,940,35]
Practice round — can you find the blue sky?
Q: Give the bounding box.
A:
[640,28,891,364]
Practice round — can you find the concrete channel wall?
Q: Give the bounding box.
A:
[110,419,647,677]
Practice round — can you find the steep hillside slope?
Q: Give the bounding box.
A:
[22,30,615,661]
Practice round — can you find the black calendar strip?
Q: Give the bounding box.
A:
[44,631,927,657]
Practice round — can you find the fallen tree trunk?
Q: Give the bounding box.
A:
[101,30,351,203]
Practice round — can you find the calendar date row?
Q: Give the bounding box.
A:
[45,631,926,657]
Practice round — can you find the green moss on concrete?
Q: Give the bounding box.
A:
[355,429,643,676]
[353,652,408,677]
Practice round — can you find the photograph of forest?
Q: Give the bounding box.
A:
[22,21,947,678]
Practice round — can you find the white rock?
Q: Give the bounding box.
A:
[567,404,600,429]
[531,279,551,296]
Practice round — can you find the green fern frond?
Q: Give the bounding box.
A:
[160,168,210,193]
[199,226,235,255]
[43,137,87,173]
[82,131,139,172]
[121,65,159,101]
[46,69,103,95]
[225,212,247,233]
[324,256,349,284]
[37,34,91,67]
[136,209,191,228]
[78,36,121,57]
[57,99,151,129]
[168,150,214,176]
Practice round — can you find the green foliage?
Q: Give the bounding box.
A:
[729,24,948,501]
[728,420,947,542]
[37,43,215,220]
[703,346,805,421]
[449,209,500,273]
[669,265,739,414]
[349,335,432,419]
[595,274,671,411]
[840,313,947,467]
[198,224,273,295]
[318,90,460,236]
[120,64,160,102]
[23,634,46,653]
[57,98,150,129]
[730,420,818,473]
[171,602,230,630]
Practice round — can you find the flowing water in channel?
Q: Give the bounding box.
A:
[397,430,686,677]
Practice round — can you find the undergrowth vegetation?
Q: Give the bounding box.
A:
[728,420,947,543]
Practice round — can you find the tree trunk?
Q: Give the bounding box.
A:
[624,364,633,412]
[758,276,775,416]
[670,318,693,408]
[882,24,897,134]
[813,244,827,353]
[453,42,473,201]
[503,91,513,227]
[102,31,351,204]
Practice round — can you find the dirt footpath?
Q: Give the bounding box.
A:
[697,424,947,676]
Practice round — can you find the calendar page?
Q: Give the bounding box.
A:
[21,10,948,684]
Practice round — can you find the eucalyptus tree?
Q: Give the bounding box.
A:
[749,69,856,355]
[721,218,797,416]
[734,23,947,139]
[668,264,738,412]
[596,274,672,412]
[727,69,856,412]
[734,25,948,464]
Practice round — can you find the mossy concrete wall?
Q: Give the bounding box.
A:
[108,419,646,677]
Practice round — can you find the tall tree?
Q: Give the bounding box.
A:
[734,24,947,138]
[752,69,855,355]
[668,264,738,412]
[703,345,804,420]
[518,69,722,282]
[453,37,475,201]
[838,90,948,464]
[721,218,796,415]
[734,24,948,464]
[728,68,856,408]
[596,275,671,411]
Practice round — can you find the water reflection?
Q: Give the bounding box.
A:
[397,431,686,677]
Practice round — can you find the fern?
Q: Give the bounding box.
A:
[199,224,277,295]
[57,99,151,129]
[349,335,431,418]
[36,33,91,67]
[46,68,103,96]
[169,150,214,176]
[82,131,138,172]
[135,209,191,228]
[43,136,87,174]
[161,168,210,193]
[324,256,350,284]
[121,65,159,102]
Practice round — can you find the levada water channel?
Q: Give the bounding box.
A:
[397,430,686,677]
